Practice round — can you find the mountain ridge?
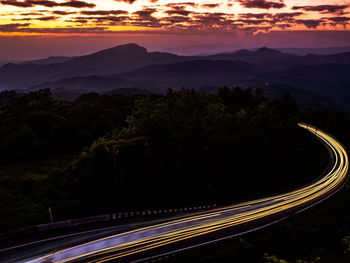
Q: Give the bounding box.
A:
[1,43,350,110]
[2,43,350,91]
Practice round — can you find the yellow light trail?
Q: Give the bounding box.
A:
[28,123,349,263]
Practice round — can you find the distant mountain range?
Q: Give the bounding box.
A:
[0,44,193,90]
[164,44,350,56]
[0,43,349,111]
[277,46,350,56]
[20,56,74,65]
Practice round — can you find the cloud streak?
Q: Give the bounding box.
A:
[0,0,348,35]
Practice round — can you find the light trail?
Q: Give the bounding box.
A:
[27,123,349,263]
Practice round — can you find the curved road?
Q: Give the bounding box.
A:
[28,123,349,263]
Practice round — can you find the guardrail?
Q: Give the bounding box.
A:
[0,204,216,238]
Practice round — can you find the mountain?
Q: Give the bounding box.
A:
[29,75,134,93]
[206,47,298,64]
[300,52,350,65]
[117,60,256,81]
[56,43,192,76]
[118,60,350,101]
[260,63,350,101]
[205,48,350,70]
[0,63,42,89]
[1,43,350,111]
[114,60,350,109]
[29,74,168,100]
[277,46,350,56]
[0,43,193,90]
[31,59,348,112]
[0,60,15,67]
[2,44,350,91]
[20,56,74,65]
[30,60,257,99]
[31,58,349,104]
[29,75,137,101]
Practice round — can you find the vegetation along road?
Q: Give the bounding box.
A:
[27,123,349,263]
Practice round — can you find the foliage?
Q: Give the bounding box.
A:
[1,87,350,263]
[0,89,142,163]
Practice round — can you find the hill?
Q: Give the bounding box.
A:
[30,58,350,111]
[1,43,350,111]
[206,47,297,64]
[2,44,350,91]
[0,43,193,90]
[20,56,74,65]
[117,60,256,81]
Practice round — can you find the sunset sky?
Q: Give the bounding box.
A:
[0,0,349,59]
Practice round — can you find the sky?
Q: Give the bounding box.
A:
[0,0,349,59]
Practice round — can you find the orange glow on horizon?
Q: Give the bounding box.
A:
[0,0,348,35]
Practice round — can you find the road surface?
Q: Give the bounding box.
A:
[25,123,349,262]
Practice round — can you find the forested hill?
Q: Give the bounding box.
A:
[0,87,349,232]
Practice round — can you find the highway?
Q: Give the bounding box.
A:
[27,123,349,263]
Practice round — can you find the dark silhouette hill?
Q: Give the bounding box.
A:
[30,59,349,112]
[2,44,350,90]
[206,47,350,70]
[260,63,350,100]
[206,47,298,64]
[0,43,193,89]
[117,60,255,80]
[278,46,350,56]
[20,56,74,65]
[1,43,350,111]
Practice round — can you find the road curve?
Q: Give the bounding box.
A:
[28,123,349,263]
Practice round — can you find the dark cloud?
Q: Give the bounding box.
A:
[162,15,190,24]
[0,23,31,32]
[60,0,95,8]
[72,15,129,25]
[36,15,56,20]
[295,19,323,28]
[272,12,303,22]
[0,0,95,8]
[0,0,32,7]
[191,12,236,31]
[17,11,43,16]
[165,9,191,16]
[239,13,270,19]
[237,18,268,25]
[0,23,108,33]
[132,8,161,28]
[80,10,128,16]
[201,4,221,9]
[26,0,61,7]
[52,10,74,15]
[1,0,348,35]
[292,5,349,14]
[327,17,350,23]
[165,5,191,16]
[133,8,157,19]
[238,0,285,9]
[238,12,302,26]
[326,16,350,27]
[165,2,198,8]
[114,0,137,4]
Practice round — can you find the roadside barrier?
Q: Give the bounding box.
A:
[0,204,217,238]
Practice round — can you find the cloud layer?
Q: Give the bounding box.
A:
[0,0,349,35]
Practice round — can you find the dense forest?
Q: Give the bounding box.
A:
[0,87,349,262]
